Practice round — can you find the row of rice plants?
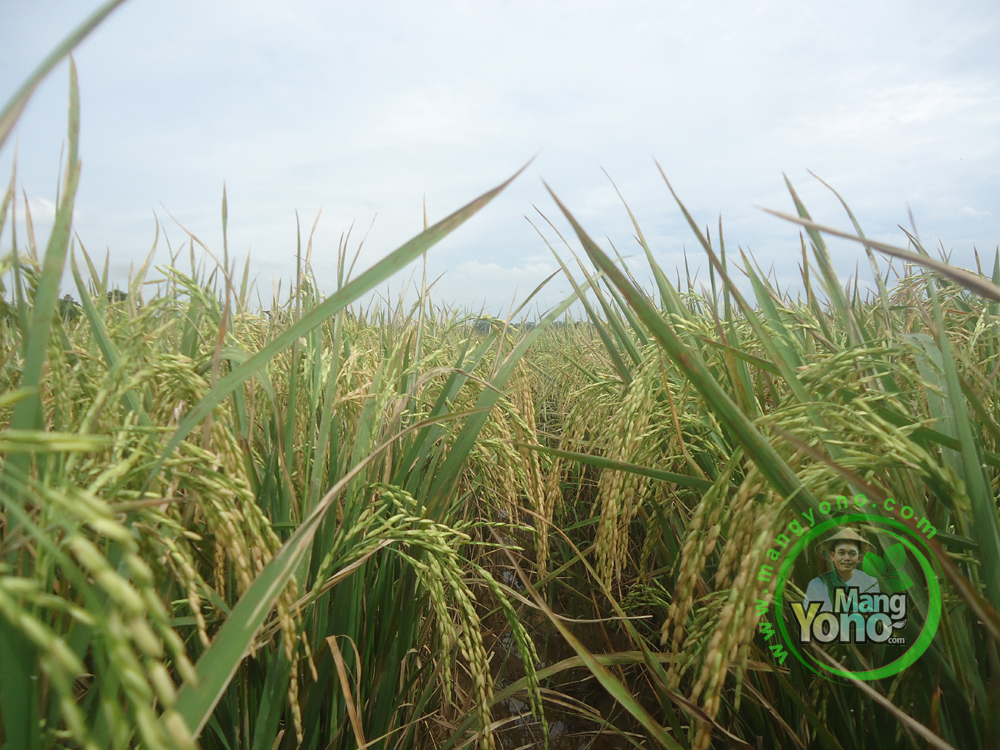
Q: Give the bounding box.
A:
[0,50,580,748]
[525,174,1000,748]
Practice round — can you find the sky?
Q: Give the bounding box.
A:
[1,0,998,316]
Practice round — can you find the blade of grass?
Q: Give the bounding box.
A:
[527,213,632,384]
[761,209,1000,303]
[3,60,82,492]
[601,168,684,319]
[489,527,690,750]
[810,646,956,750]
[778,176,863,345]
[0,0,129,152]
[572,254,643,366]
[514,442,714,489]
[327,636,367,750]
[809,171,895,334]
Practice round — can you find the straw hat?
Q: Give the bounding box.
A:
[815,527,876,560]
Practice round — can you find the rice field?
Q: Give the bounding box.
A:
[3,13,1000,750]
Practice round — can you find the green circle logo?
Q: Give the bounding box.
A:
[773,513,942,680]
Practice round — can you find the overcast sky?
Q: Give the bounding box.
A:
[1,0,997,315]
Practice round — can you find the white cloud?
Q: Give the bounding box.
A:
[17,196,83,236]
[790,81,999,145]
[362,89,480,149]
[456,259,554,281]
[28,196,56,223]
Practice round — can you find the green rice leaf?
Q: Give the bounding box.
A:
[0,0,129,152]
[516,442,714,489]
[3,61,82,491]
[762,208,1000,303]
[0,430,110,453]
[544,181,822,515]
[70,252,153,427]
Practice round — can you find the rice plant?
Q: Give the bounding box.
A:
[529,169,1000,749]
[0,30,561,748]
[3,7,1000,750]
